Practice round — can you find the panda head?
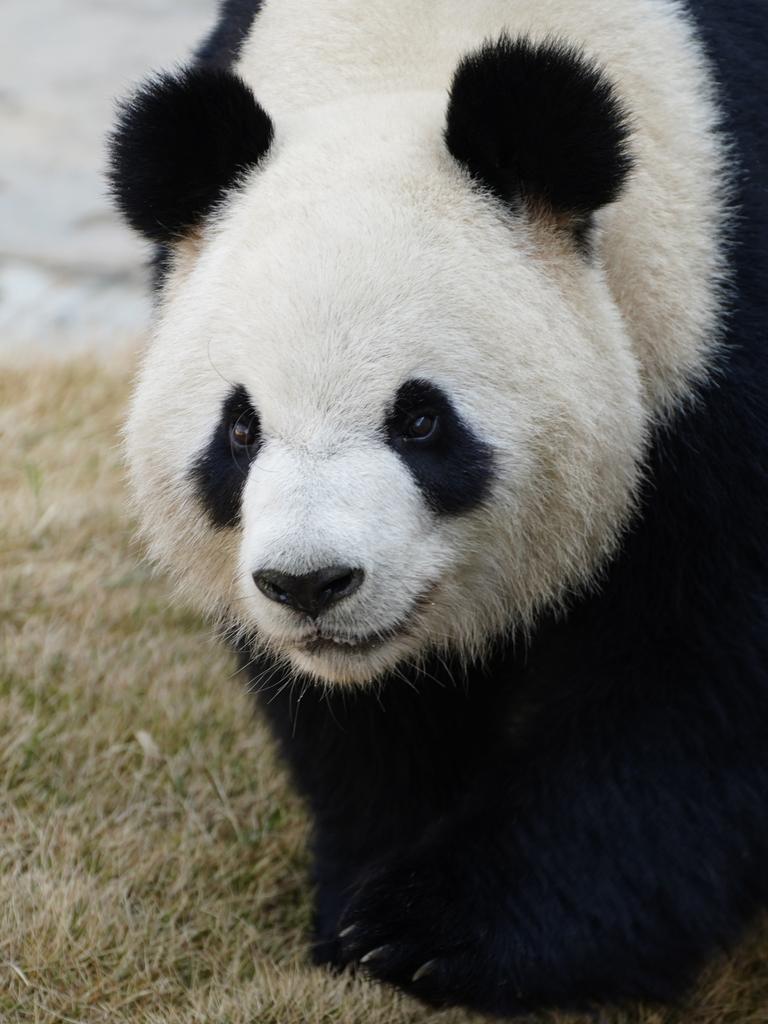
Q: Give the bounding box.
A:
[110,37,645,685]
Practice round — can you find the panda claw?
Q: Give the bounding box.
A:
[360,944,392,965]
[338,924,358,940]
[411,958,439,983]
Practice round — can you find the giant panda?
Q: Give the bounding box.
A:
[108,0,768,1017]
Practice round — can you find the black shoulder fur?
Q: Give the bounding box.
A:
[196,0,264,70]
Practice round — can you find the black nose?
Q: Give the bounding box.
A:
[253,565,364,618]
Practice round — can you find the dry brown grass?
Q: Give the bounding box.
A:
[1,355,766,1023]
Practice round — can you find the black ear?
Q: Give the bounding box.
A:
[445,36,633,224]
[108,66,273,244]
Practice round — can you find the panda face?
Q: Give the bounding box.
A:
[125,91,646,685]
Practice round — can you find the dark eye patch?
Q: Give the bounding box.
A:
[190,384,262,528]
[385,379,495,516]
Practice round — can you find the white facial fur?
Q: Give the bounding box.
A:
[127,93,647,684]
[126,0,727,685]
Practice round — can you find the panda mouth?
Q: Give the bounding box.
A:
[298,626,402,656]
[291,586,438,660]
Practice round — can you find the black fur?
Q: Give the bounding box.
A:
[385,380,495,516]
[108,67,273,244]
[196,0,265,70]
[234,4,768,1018]
[445,36,633,224]
[191,385,261,529]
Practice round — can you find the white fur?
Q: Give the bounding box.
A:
[125,0,728,684]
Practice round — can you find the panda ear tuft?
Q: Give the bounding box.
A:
[108,66,273,244]
[445,36,633,224]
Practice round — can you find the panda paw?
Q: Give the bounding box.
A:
[335,848,514,1012]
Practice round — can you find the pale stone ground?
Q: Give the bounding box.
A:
[0,0,217,357]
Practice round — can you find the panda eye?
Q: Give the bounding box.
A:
[402,411,439,442]
[229,416,259,451]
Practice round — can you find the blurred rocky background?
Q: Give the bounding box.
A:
[1,0,215,356]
